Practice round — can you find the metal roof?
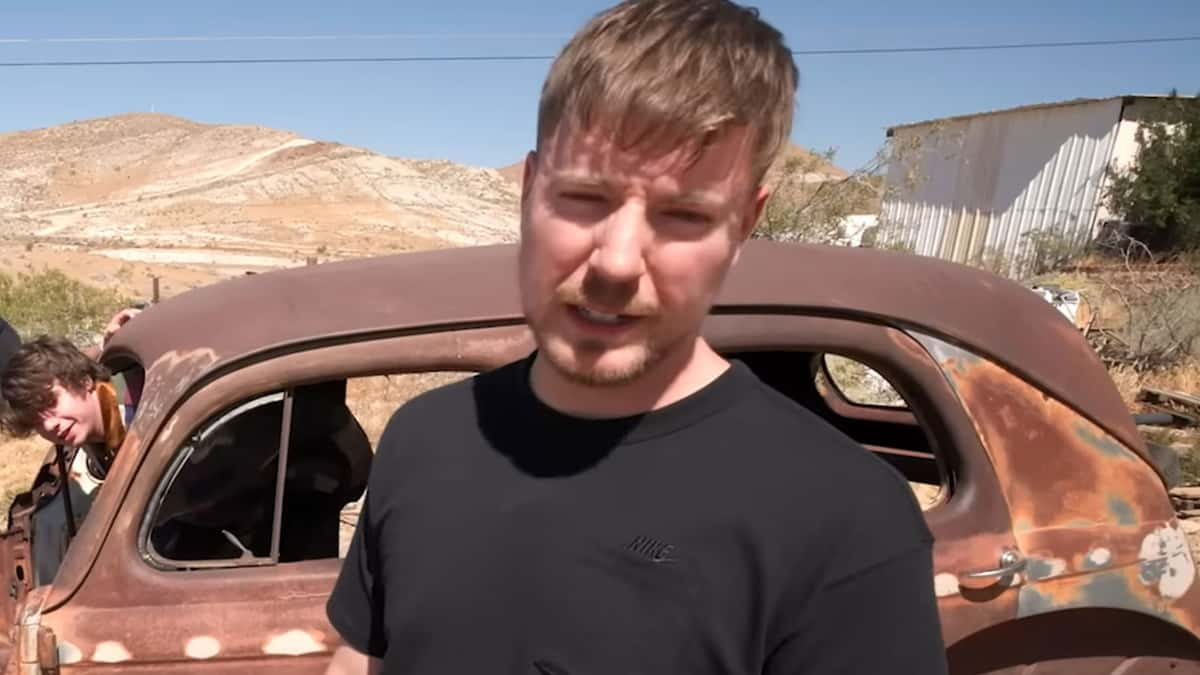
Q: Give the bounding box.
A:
[886,94,1182,134]
[104,240,1139,453]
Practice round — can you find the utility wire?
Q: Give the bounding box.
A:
[0,31,569,45]
[0,35,1196,68]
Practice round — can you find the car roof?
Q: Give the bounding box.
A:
[104,240,1138,452]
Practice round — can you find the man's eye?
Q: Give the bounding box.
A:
[562,192,605,203]
[664,209,711,224]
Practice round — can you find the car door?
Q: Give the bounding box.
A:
[35,324,532,673]
[702,312,1026,650]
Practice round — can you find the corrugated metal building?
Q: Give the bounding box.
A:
[878,95,1183,277]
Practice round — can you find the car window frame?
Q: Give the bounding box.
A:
[141,389,293,571]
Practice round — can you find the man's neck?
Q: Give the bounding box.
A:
[530,338,730,419]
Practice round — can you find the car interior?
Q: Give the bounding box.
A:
[84,342,942,569]
[17,341,946,578]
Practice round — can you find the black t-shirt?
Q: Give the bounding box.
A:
[328,355,947,674]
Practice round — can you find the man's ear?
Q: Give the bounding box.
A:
[732,184,770,265]
[520,150,538,208]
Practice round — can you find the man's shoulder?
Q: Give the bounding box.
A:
[391,358,521,416]
[722,363,924,514]
[374,358,525,448]
[725,364,870,460]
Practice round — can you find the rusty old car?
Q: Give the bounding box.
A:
[1,240,1199,673]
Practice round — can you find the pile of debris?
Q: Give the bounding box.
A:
[1151,389,1200,533]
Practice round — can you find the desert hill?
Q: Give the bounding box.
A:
[494,143,848,191]
[0,113,521,274]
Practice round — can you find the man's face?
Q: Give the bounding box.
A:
[518,122,767,386]
[36,379,103,447]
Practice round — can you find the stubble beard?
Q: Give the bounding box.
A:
[536,321,693,388]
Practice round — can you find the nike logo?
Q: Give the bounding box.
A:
[626,535,675,563]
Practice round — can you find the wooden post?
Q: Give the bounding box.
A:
[306,256,317,266]
[152,276,160,304]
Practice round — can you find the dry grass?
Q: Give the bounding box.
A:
[1109,359,1200,408]
[822,354,905,407]
[346,371,474,447]
[0,433,51,516]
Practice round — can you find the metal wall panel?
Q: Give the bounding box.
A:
[881,98,1124,277]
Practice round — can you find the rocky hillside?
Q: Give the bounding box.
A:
[0,113,521,270]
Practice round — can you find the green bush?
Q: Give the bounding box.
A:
[1104,92,1200,255]
[0,269,131,346]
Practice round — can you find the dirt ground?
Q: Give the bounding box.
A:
[0,241,232,304]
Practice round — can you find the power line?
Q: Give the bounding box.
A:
[0,35,1196,68]
[795,35,1200,55]
[0,31,569,45]
[0,55,552,67]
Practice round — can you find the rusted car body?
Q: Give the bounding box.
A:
[1,241,1198,673]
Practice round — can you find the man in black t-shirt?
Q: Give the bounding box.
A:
[325,1,948,673]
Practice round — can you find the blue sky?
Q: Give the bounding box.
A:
[1,0,1198,172]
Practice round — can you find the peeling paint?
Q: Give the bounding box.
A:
[262,629,325,656]
[159,415,180,444]
[1081,572,1157,615]
[1107,496,1137,527]
[93,641,133,663]
[1074,420,1133,460]
[1017,585,1056,617]
[1085,548,1113,569]
[185,636,221,659]
[1138,523,1196,600]
[57,640,83,664]
[1018,571,1150,619]
[934,573,960,598]
[1027,557,1068,581]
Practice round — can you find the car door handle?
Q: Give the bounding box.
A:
[959,548,1025,588]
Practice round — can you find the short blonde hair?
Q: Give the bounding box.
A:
[537,0,798,184]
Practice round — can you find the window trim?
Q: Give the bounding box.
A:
[140,390,292,571]
[818,352,911,411]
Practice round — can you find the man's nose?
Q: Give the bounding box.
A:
[589,202,647,283]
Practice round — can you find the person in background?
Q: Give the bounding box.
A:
[0,316,19,377]
[0,307,143,582]
[0,332,142,583]
[0,335,139,478]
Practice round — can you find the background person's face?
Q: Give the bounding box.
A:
[37,379,102,447]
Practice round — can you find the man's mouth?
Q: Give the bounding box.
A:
[574,306,630,325]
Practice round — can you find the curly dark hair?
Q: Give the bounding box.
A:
[0,335,109,438]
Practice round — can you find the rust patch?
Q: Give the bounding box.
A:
[1075,420,1135,460]
[1019,570,1156,619]
[911,331,1200,635]
[1108,495,1138,527]
[132,348,220,427]
[1026,557,1069,582]
[915,333,1173,531]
